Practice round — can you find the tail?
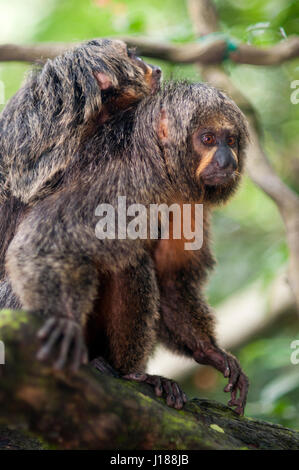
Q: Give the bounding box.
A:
[0,195,27,279]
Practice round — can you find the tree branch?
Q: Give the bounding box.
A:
[1,35,299,66]
[0,310,299,450]
[0,43,70,63]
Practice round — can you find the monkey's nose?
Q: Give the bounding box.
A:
[214,147,237,171]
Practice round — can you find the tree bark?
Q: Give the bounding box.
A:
[0,310,298,450]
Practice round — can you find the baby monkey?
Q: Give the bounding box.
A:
[5,82,249,416]
[0,38,161,204]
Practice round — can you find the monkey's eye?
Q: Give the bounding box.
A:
[201,133,216,146]
[227,136,237,147]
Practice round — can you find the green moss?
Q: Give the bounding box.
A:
[210,424,225,433]
[0,310,28,330]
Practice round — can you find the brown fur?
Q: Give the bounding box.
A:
[0,39,161,279]
[2,81,249,412]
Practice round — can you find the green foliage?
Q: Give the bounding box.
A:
[33,0,193,42]
[216,0,299,44]
[209,176,288,304]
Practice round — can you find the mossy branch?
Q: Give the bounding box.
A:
[0,310,298,450]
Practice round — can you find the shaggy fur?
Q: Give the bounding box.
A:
[0,38,160,278]
[1,82,250,413]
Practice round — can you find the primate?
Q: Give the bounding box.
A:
[0,38,161,277]
[4,82,249,415]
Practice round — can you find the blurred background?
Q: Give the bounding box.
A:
[0,0,298,430]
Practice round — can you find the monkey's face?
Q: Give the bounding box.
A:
[126,47,162,96]
[101,39,161,95]
[192,118,239,187]
[149,83,248,204]
[101,39,162,95]
[85,39,162,122]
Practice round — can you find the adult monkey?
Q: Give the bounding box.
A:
[4,82,249,415]
[0,38,161,278]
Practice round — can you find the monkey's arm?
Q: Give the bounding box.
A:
[5,209,103,371]
[156,266,249,416]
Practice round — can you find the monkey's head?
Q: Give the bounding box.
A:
[37,38,161,127]
[138,82,248,205]
[83,39,162,121]
[190,113,243,201]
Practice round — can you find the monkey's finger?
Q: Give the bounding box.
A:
[36,324,63,361]
[161,379,176,408]
[220,351,230,378]
[224,357,240,392]
[37,317,57,340]
[228,388,237,407]
[236,373,249,415]
[213,351,230,377]
[228,374,249,416]
[228,382,240,405]
[53,322,75,370]
[229,397,244,417]
[150,376,163,397]
[171,382,185,410]
[71,333,85,372]
[137,374,164,397]
[235,402,244,416]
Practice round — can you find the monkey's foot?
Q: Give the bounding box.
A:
[122,373,187,410]
[194,341,249,416]
[90,356,120,378]
[36,317,88,372]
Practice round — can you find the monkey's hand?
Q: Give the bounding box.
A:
[122,373,187,410]
[36,317,88,372]
[193,340,249,416]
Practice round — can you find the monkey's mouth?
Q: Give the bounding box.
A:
[202,172,235,186]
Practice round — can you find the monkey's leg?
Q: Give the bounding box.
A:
[88,256,186,409]
[5,218,100,372]
[157,268,249,416]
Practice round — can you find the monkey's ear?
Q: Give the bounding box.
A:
[94,72,113,91]
[157,108,169,143]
